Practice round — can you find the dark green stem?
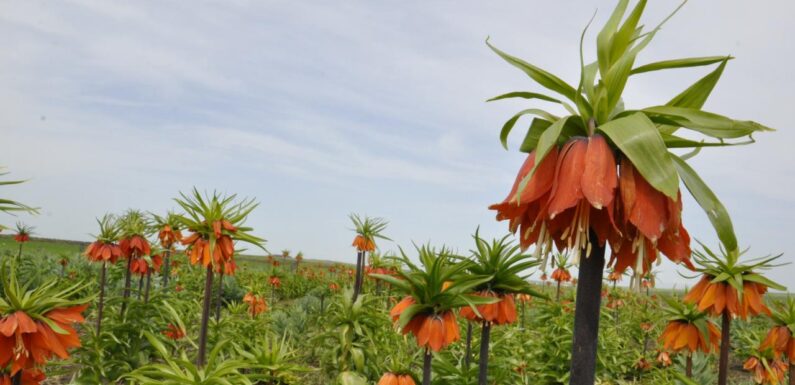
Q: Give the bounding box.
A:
[478,321,492,385]
[197,265,214,367]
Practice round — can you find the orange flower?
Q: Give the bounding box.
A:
[0,305,86,375]
[551,268,571,283]
[119,235,151,259]
[606,298,624,309]
[635,357,651,371]
[13,234,29,243]
[329,283,340,292]
[243,293,267,317]
[181,227,235,268]
[760,326,795,361]
[85,241,122,263]
[158,225,183,249]
[516,293,533,304]
[390,297,415,322]
[743,356,788,384]
[683,276,771,320]
[608,159,693,275]
[656,351,672,367]
[352,234,376,252]
[390,298,459,352]
[0,369,45,385]
[377,373,416,385]
[659,320,720,354]
[269,276,281,288]
[162,324,185,340]
[607,271,622,282]
[459,292,517,325]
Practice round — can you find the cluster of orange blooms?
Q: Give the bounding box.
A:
[377,372,416,385]
[684,276,770,319]
[491,142,693,276]
[760,325,795,362]
[85,241,122,263]
[120,235,151,259]
[0,305,87,383]
[130,254,163,276]
[390,297,459,352]
[743,356,788,384]
[460,292,517,325]
[550,267,571,283]
[351,234,376,252]
[161,324,185,341]
[658,320,720,354]
[157,224,182,249]
[182,220,236,268]
[0,369,44,385]
[243,293,267,317]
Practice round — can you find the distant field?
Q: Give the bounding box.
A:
[0,234,347,270]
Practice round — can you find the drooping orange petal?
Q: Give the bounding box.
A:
[581,135,617,210]
[548,139,587,217]
[627,169,669,242]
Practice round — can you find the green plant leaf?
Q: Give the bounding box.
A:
[597,112,679,198]
[487,38,578,103]
[671,154,737,253]
[499,109,558,150]
[643,106,773,139]
[631,56,730,75]
[487,91,561,103]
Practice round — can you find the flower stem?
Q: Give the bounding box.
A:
[718,311,731,385]
[162,249,171,288]
[465,322,473,370]
[478,321,492,385]
[568,230,606,385]
[686,353,693,378]
[215,271,224,322]
[120,257,133,317]
[556,281,562,300]
[96,261,106,335]
[352,250,363,302]
[789,361,794,385]
[197,265,214,367]
[422,348,432,385]
[144,270,151,303]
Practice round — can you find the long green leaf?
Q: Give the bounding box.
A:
[631,56,730,75]
[643,106,773,139]
[487,38,579,102]
[598,112,679,198]
[487,91,561,103]
[671,154,737,253]
[499,109,558,149]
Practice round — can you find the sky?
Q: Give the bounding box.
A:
[1,0,794,289]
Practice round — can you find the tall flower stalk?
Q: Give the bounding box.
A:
[684,245,786,385]
[12,222,33,264]
[372,245,496,385]
[175,188,265,367]
[151,212,183,289]
[84,214,122,334]
[118,210,151,317]
[486,1,772,383]
[350,214,389,302]
[457,231,544,385]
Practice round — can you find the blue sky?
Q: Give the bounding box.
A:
[1,0,793,289]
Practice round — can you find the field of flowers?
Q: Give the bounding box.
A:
[2,0,793,384]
